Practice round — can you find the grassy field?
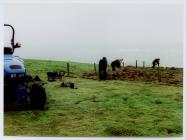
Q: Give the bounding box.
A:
[4,59,183,137]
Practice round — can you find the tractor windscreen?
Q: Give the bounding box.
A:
[4,27,12,46]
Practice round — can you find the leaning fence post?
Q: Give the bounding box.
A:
[136,60,138,68]
[67,62,69,76]
[94,63,96,71]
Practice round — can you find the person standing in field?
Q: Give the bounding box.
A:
[99,57,108,80]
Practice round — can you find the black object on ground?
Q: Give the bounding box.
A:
[60,81,77,89]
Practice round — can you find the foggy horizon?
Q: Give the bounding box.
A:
[4,3,183,67]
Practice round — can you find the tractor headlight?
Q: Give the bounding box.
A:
[10,73,25,78]
[11,74,17,78]
[18,74,25,77]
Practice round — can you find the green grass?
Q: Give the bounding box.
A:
[24,59,94,78]
[4,59,183,137]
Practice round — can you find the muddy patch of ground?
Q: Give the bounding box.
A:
[82,66,183,86]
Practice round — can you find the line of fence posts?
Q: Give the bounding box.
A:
[134,60,162,82]
[93,60,145,71]
[134,60,146,68]
[135,60,146,68]
[66,59,161,82]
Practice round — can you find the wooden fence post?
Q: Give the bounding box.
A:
[158,66,161,82]
[143,61,145,68]
[136,60,137,68]
[67,62,69,76]
[94,63,96,71]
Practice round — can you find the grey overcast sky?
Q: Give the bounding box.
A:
[4,2,183,67]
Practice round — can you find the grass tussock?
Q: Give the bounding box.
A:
[105,126,142,136]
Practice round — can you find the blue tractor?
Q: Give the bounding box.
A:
[4,24,46,111]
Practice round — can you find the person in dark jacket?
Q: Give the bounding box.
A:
[111,59,123,71]
[99,57,107,80]
[152,58,160,68]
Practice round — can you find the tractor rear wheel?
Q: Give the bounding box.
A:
[30,83,46,110]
